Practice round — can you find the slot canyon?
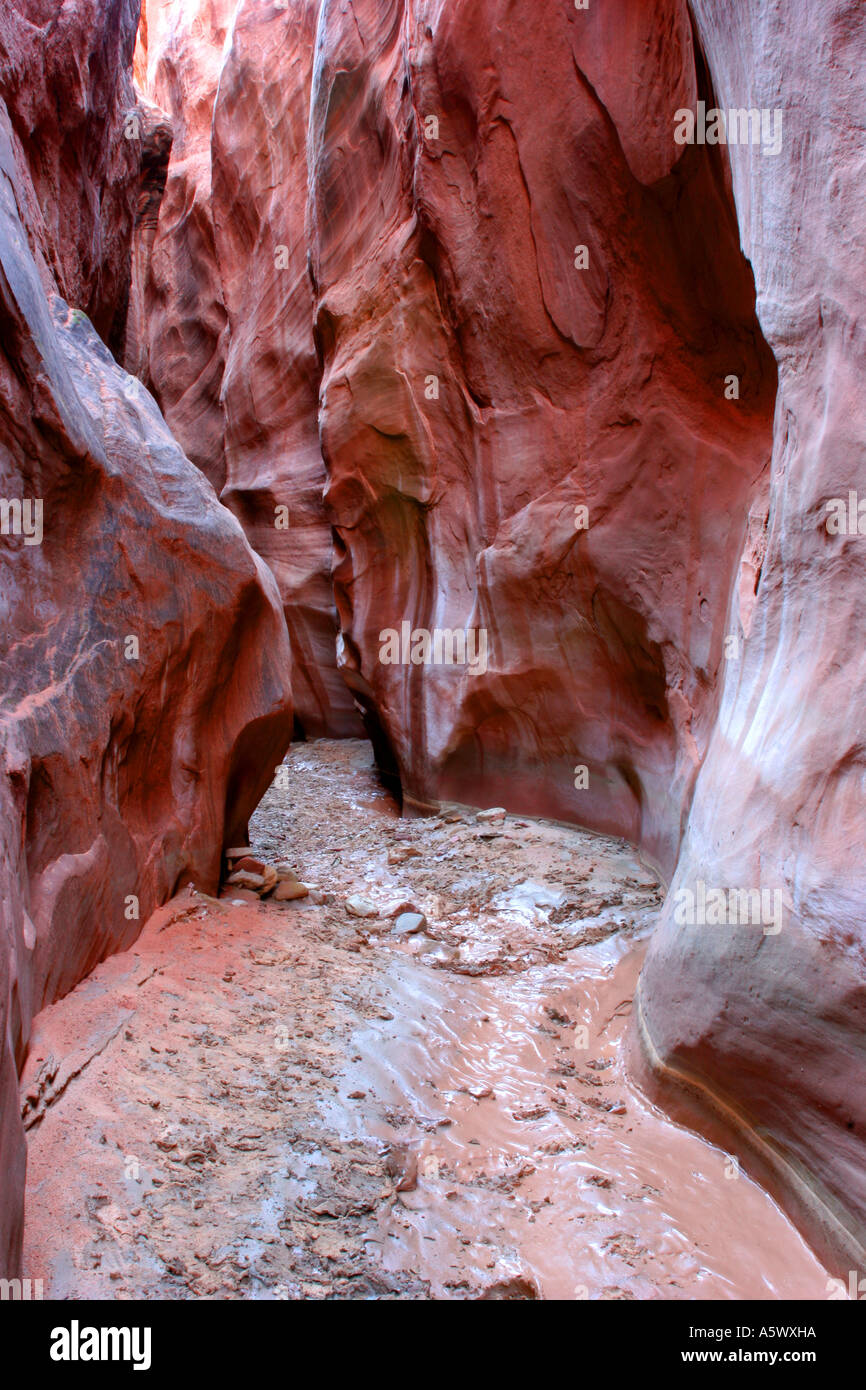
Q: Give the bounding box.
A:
[0,0,864,1308]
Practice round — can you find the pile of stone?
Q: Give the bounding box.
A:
[223,849,310,902]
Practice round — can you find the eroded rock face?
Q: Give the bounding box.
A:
[5,0,863,1288]
[308,0,777,863]
[0,0,140,355]
[308,0,866,1271]
[635,0,866,1277]
[212,0,363,739]
[128,0,232,493]
[132,0,363,739]
[0,0,293,1273]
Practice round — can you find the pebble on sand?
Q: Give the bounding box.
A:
[345,895,378,919]
[392,912,427,936]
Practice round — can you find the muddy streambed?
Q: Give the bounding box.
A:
[21,742,831,1299]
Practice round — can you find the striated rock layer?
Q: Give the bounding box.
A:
[132,0,362,739]
[128,0,233,495]
[0,0,293,1273]
[634,0,866,1277]
[3,0,863,1287]
[308,0,777,867]
[308,0,866,1272]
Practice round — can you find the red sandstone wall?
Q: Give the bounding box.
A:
[307,0,777,868]
[0,0,293,1274]
[635,0,866,1277]
[131,0,363,739]
[3,0,864,1282]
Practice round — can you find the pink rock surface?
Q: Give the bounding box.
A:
[634,0,866,1277]
[0,0,142,355]
[308,0,776,868]
[2,0,863,1289]
[211,0,363,739]
[132,0,363,739]
[0,0,293,1273]
[128,0,233,493]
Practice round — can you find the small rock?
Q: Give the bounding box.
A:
[273,879,309,902]
[346,895,378,919]
[384,1144,419,1192]
[275,863,300,882]
[386,899,420,919]
[226,870,265,891]
[230,855,267,875]
[545,1005,573,1027]
[477,1274,541,1300]
[347,1090,366,1100]
[476,807,507,824]
[392,912,427,936]
[388,846,422,865]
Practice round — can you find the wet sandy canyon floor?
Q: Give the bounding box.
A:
[21,742,831,1299]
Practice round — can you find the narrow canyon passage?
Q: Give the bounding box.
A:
[21,743,829,1300]
[1,0,864,1335]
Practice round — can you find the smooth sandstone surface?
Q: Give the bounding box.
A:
[1,0,864,1286]
[635,0,866,1276]
[132,0,363,738]
[128,0,231,494]
[307,0,777,863]
[0,0,293,1273]
[254,0,866,1272]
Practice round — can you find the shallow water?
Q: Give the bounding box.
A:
[320,930,829,1300]
[21,740,833,1300]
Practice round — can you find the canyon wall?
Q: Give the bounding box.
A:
[305,0,866,1271]
[132,0,362,738]
[3,0,864,1284]
[127,0,232,495]
[133,0,781,833]
[636,0,866,1276]
[307,0,777,861]
[0,0,293,1273]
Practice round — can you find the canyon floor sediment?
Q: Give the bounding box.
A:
[20,742,830,1300]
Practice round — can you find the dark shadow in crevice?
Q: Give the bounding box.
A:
[353,696,403,810]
